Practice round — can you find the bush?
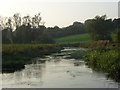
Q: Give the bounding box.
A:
[71,50,88,59]
[84,48,120,81]
[2,44,62,73]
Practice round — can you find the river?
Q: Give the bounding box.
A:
[2,47,120,88]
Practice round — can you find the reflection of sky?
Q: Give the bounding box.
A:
[2,61,46,87]
[2,48,119,88]
[0,0,118,27]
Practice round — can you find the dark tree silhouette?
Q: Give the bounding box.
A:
[85,15,114,41]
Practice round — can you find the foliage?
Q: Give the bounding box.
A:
[2,44,59,55]
[71,50,88,59]
[37,33,55,44]
[84,47,120,81]
[85,15,114,41]
[45,22,85,38]
[116,30,120,43]
[1,14,120,44]
[1,13,55,44]
[111,32,117,42]
[2,44,62,72]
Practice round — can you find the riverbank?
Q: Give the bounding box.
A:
[2,44,62,73]
[70,43,120,82]
[2,47,119,88]
[84,48,120,82]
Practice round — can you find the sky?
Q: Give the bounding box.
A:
[0,0,119,27]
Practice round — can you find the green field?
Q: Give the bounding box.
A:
[111,33,116,42]
[55,33,117,44]
[55,33,92,44]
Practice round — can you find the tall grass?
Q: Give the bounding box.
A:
[3,44,57,54]
[2,44,62,72]
[68,41,120,82]
[84,47,120,82]
[71,50,87,59]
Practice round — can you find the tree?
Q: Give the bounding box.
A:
[113,18,120,43]
[35,13,41,27]
[31,13,42,28]
[13,13,21,29]
[2,29,13,43]
[13,25,32,43]
[6,17,14,32]
[37,33,55,44]
[117,30,120,43]
[22,15,31,27]
[85,15,114,41]
[0,17,9,30]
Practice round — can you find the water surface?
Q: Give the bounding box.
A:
[2,47,119,88]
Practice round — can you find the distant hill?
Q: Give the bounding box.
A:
[45,21,86,38]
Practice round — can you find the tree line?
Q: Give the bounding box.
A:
[45,21,85,38]
[0,13,120,44]
[85,15,120,42]
[1,13,86,44]
[1,13,54,44]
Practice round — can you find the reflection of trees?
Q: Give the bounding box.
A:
[32,59,46,64]
[13,60,46,81]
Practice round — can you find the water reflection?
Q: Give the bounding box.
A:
[2,47,119,88]
[73,60,85,66]
[23,61,46,80]
[2,59,47,87]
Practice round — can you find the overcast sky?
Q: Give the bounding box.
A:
[0,0,119,27]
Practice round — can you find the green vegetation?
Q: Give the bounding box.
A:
[1,13,120,82]
[65,15,120,82]
[2,44,62,72]
[85,15,114,41]
[70,43,120,82]
[71,50,87,59]
[84,47,120,82]
[55,33,92,44]
[55,33,116,45]
[1,13,85,44]
[111,33,116,42]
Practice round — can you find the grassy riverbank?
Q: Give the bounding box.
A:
[70,50,87,59]
[2,44,62,73]
[84,47,120,82]
[70,43,120,82]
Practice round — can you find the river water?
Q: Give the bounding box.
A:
[2,47,119,88]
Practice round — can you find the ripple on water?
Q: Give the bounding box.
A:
[2,47,119,88]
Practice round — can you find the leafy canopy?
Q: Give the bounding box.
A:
[85,15,114,41]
